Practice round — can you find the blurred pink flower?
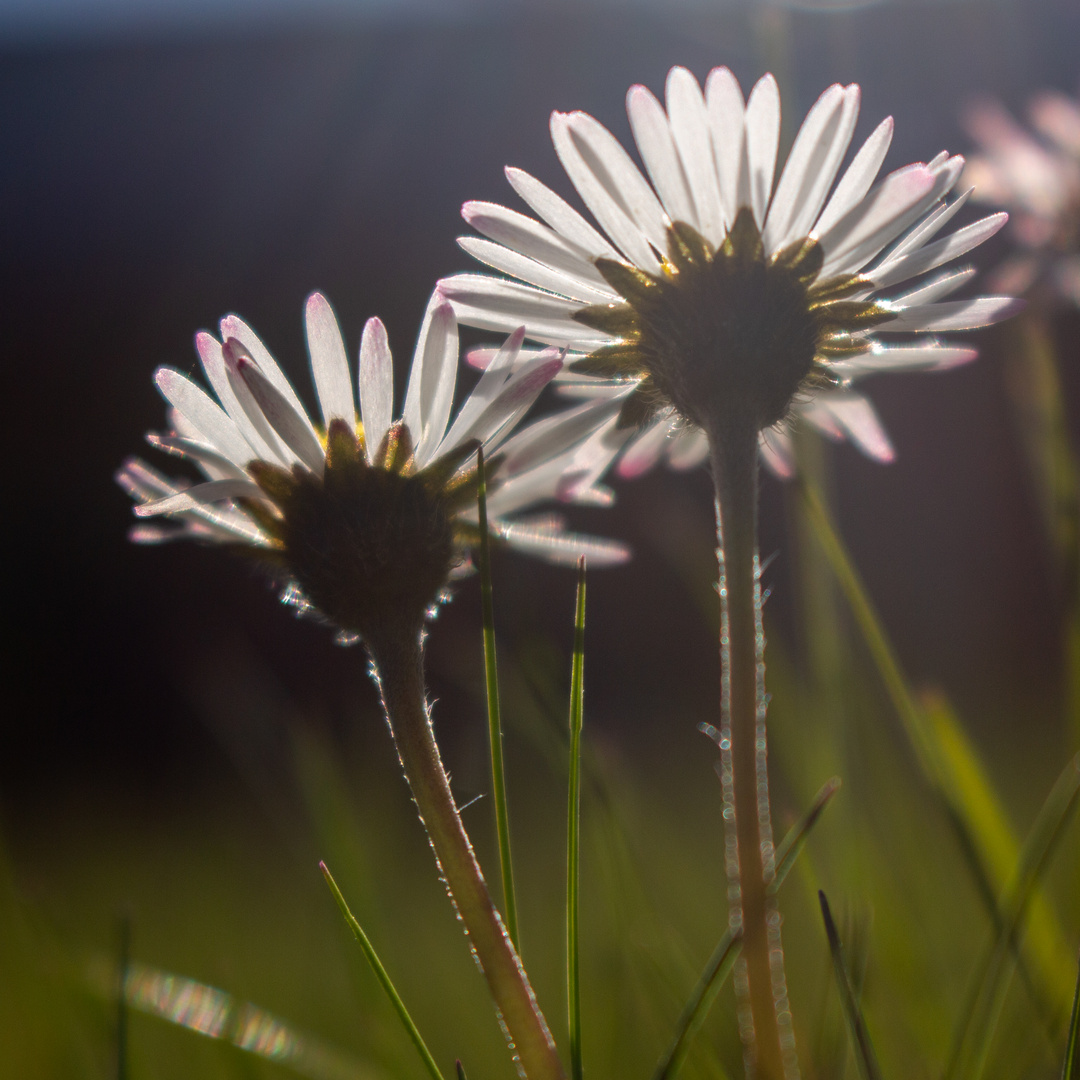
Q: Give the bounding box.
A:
[963,91,1080,304]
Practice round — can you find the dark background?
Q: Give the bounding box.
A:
[2,0,1079,853]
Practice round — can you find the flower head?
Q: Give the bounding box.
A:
[118,291,627,641]
[962,91,1080,304]
[441,67,1022,477]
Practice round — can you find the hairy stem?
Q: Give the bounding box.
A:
[367,625,565,1080]
[709,418,795,1080]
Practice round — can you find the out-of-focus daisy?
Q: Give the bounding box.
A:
[118,290,627,643]
[962,91,1080,304]
[441,66,1021,479]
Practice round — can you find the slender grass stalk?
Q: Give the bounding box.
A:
[321,862,446,1080]
[817,892,883,1080]
[709,418,792,1080]
[116,915,130,1080]
[365,626,564,1080]
[1063,956,1080,1080]
[567,558,586,1080]
[456,1062,468,1080]
[946,755,1080,1080]
[477,447,520,951]
[653,778,840,1080]
[800,477,1073,1011]
[1002,314,1080,744]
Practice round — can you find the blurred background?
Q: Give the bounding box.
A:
[3,0,1080,1077]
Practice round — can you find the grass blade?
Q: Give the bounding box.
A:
[770,777,842,895]
[321,861,446,1080]
[567,557,587,1080]
[652,928,741,1080]
[456,1061,468,1080]
[800,478,1072,1011]
[652,776,840,1080]
[819,891,884,1080]
[1062,955,1080,1080]
[477,447,520,951]
[946,755,1080,1080]
[116,915,130,1080]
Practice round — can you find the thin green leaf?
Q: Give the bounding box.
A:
[652,777,839,1080]
[651,928,741,1080]
[801,478,1072,1013]
[116,915,130,1080]
[770,777,841,895]
[321,861,446,1080]
[476,446,520,951]
[819,891,884,1080]
[455,1061,467,1080]
[1062,955,1080,1080]
[946,755,1080,1080]
[567,557,586,1080]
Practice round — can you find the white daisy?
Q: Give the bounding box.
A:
[962,91,1080,304]
[440,66,1023,479]
[118,289,628,640]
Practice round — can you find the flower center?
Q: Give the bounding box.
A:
[247,420,459,640]
[573,208,893,432]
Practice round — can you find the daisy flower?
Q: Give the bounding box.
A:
[440,66,1022,479]
[118,289,627,643]
[962,91,1080,304]
[440,66,1023,1080]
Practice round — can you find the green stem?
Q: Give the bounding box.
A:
[709,419,794,1080]
[366,626,565,1080]
[477,448,520,951]
[567,560,586,1080]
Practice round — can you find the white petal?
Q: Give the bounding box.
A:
[551,111,663,272]
[618,413,677,478]
[305,292,356,428]
[627,83,696,227]
[358,317,394,464]
[764,84,851,253]
[744,74,781,226]
[439,327,526,452]
[830,341,978,377]
[869,213,1008,290]
[813,115,894,238]
[457,236,612,302]
[219,314,313,430]
[505,166,619,260]
[493,519,630,567]
[154,365,255,468]
[705,66,747,227]
[821,392,895,462]
[666,426,709,470]
[499,393,626,475]
[758,425,796,478]
[194,331,280,463]
[410,297,459,466]
[885,266,977,307]
[134,478,266,516]
[438,274,610,347]
[878,188,973,263]
[462,199,611,287]
[219,338,294,466]
[147,433,252,482]
[232,346,325,473]
[666,66,726,245]
[817,164,938,277]
[469,353,564,453]
[883,295,1024,332]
